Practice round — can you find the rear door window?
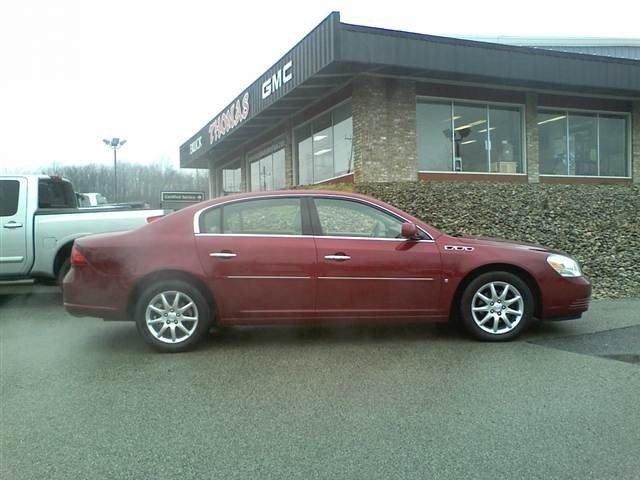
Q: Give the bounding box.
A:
[199,198,303,235]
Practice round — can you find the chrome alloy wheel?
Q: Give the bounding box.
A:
[471,281,524,335]
[145,291,199,344]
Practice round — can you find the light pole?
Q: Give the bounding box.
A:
[102,138,127,202]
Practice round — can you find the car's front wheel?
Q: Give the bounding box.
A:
[135,280,211,352]
[460,271,533,341]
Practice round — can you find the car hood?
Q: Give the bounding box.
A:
[444,234,561,254]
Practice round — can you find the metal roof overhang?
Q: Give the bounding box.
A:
[181,12,640,169]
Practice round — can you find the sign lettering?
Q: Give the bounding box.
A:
[262,60,293,99]
[161,191,205,202]
[208,92,250,144]
[189,136,202,155]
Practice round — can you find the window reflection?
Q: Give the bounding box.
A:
[417,99,523,174]
[249,147,286,192]
[539,110,628,177]
[221,164,242,195]
[295,102,352,185]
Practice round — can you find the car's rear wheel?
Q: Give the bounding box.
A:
[135,280,211,352]
[460,271,533,341]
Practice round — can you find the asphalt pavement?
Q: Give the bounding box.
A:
[1,292,639,480]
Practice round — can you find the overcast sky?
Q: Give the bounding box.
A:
[0,0,637,173]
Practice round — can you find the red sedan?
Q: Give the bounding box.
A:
[63,191,591,352]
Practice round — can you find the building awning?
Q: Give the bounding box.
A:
[180,12,640,169]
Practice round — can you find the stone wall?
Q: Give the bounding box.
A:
[355,181,640,299]
[352,76,418,183]
[633,101,640,184]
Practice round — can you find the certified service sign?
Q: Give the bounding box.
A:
[161,191,205,203]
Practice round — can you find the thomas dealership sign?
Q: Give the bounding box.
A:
[180,12,339,168]
[208,92,250,144]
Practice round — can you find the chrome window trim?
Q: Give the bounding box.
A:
[196,233,308,238]
[194,233,435,243]
[315,235,435,243]
[193,193,435,241]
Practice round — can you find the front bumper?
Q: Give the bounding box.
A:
[540,275,592,320]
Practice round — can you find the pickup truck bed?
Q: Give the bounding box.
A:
[1,175,165,284]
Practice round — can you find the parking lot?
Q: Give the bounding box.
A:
[1,291,639,480]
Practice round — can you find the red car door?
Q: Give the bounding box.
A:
[194,196,317,324]
[311,197,442,321]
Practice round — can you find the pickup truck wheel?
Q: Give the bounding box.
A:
[57,259,71,287]
[460,271,533,341]
[135,280,211,353]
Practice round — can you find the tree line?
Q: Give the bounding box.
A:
[43,162,209,207]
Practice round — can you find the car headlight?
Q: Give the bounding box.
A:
[546,254,582,277]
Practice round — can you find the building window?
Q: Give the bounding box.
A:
[221,161,242,195]
[539,110,629,177]
[295,102,352,185]
[417,99,523,174]
[249,145,286,192]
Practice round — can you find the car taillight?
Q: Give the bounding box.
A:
[71,245,88,267]
[146,215,164,223]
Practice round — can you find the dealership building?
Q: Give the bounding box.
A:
[180,13,640,196]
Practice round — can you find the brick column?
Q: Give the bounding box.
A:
[352,76,418,183]
[633,101,640,184]
[208,159,219,198]
[283,126,294,187]
[525,92,540,183]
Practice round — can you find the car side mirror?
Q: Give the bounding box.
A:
[401,222,419,240]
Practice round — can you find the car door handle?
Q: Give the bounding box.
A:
[324,254,351,261]
[210,252,237,259]
[3,221,23,229]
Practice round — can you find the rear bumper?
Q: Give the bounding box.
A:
[63,267,129,320]
[64,302,123,320]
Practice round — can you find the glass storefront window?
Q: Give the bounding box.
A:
[570,114,597,176]
[454,103,487,172]
[538,111,568,175]
[333,102,353,177]
[489,106,522,174]
[221,164,242,194]
[249,146,286,192]
[417,99,523,174]
[312,114,334,184]
[295,102,352,185]
[539,110,629,177]
[599,115,628,177]
[417,101,453,171]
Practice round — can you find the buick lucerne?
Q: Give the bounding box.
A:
[63,191,591,352]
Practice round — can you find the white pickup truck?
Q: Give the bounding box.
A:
[0,175,164,286]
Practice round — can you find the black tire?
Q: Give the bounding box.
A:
[460,271,533,342]
[57,258,71,287]
[134,279,212,353]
